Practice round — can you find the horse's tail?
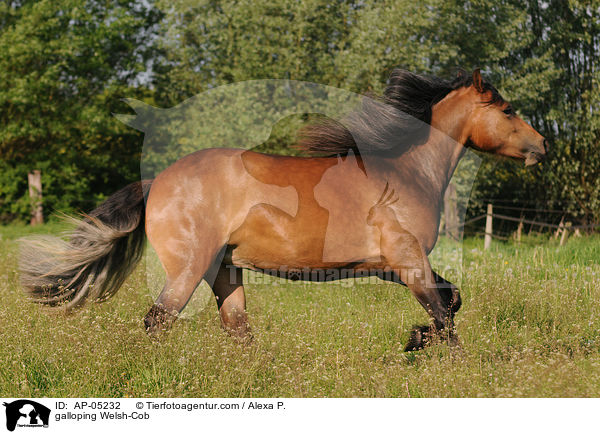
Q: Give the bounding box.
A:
[19,180,153,312]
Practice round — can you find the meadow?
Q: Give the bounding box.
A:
[0,222,599,397]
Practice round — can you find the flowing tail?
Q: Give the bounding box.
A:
[19,180,153,311]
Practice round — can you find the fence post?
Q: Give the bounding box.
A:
[560,222,571,246]
[484,203,493,250]
[516,215,524,243]
[528,218,536,235]
[554,216,564,239]
[28,170,44,226]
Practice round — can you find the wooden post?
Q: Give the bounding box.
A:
[484,203,493,250]
[560,222,571,246]
[28,170,43,226]
[528,218,536,235]
[443,182,459,240]
[516,215,524,243]
[554,216,565,239]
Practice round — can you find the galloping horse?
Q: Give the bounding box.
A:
[20,69,547,350]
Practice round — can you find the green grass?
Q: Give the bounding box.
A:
[1,223,599,397]
[0,220,70,240]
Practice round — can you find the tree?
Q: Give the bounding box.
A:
[155,0,354,102]
[0,0,161,221]
[533,0,600,226]
[466,0,600,227]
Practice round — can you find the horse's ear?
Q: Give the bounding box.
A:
[472,69,484,93]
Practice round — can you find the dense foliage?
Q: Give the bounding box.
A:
[0,0,160,221]
[0,0,598,227]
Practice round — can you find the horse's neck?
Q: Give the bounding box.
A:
[422,131,467,194]
[386,130,466,206]
[398,92,471,199]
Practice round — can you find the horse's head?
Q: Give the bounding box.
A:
[462,69,547,166]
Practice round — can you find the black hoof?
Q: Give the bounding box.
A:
[233,330,254,345]
[447,332,461,349]
[144,304,178,337]
[223,324,254,344]
[404,325,432,351]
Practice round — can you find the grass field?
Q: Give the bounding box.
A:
[0,222,599,397]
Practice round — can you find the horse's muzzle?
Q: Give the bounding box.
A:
[525,139,547,166]
[525,151,545,166]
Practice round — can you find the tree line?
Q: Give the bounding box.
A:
[0,0,598,228]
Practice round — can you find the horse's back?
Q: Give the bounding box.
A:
[145,148,306,255]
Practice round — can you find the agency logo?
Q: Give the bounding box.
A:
[2,400,50,432]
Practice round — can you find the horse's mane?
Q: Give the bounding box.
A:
[298,69,503,156]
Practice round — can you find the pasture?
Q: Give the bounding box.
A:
[0,223,599,397]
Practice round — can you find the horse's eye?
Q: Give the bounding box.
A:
[503,106,514,115]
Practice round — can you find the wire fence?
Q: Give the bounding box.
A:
[441,203,600,247]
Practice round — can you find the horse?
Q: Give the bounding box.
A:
[20,69,547,351]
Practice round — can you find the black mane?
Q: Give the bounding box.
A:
[298,69,504,156]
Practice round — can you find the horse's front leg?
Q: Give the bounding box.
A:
[432,270,462,319]
[382,238,456,351]
[402,269,462,351]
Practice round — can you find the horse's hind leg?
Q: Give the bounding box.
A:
[143,241,224,336]
[144,260,213,335]
[210,264,250,340]
[144,272,201,335]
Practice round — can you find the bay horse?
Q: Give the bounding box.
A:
[20,69,547,351]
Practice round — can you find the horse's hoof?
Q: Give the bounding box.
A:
[404,325,431,351]
[144,304,178,337]
[223,323,253,344]
[232,330,254,345]
[447,333,462,353]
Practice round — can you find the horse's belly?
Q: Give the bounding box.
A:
[227,203,381,270]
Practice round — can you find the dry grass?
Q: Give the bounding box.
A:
[0,223,599,397]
